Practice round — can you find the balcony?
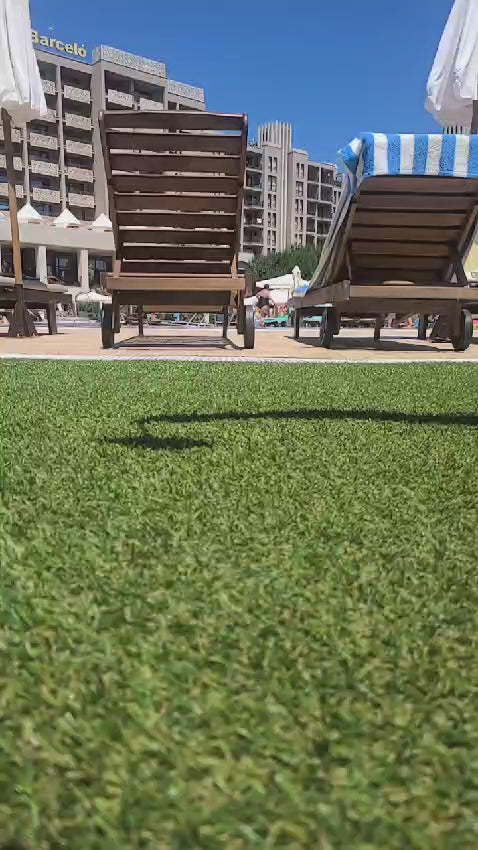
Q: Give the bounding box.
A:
[139,97,163,111]
[68,192,95,208]
[63,85,91,103]
[67,166,94,183]
[244,218,263,228]
[41,79,56,95]
[44,108,57,123]
[107,89,133,108]
[0,126,22,142]
[65,113,92,131]
[32,186,61,204]
[245,182,262,192]
[31,160,59,177]
[65,139,93,157]
[29,132,58,150]
[0,155,23,171]
[0,182,23,198]
[244,194,263,208]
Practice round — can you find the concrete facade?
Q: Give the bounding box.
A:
[241,122,340,260]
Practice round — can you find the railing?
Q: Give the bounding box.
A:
[0,182,23,198]
[32,186,60,203]
[68,192,95,207]
[0,126,22,142]
[139,97,163,111]
[65,139,93,157]
[107,89,133,108]
[31,160,59,177]
[0,155,23,170]
[29,132,58,150]
[41,79,56,95]
[64,113,92,130]
[44,108,57,123]
[168,79,205,103]
[67,166,94,182]
[63,85,91,103]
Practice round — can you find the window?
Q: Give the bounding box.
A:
[35,203,53,216]
[300,216,303,230]
[295,216,298,229]
[296,181,303,197]
[299,199,304,214]
[268,156,272,171]
[268,212,272,227]
[272,156,278,173]
[272,213,276,228]
[295,199,299,214]
[267,193,272,209]
[271,231,276,247]
[267,231,271,246]
[300,163,305,178]
[268,175,277,192]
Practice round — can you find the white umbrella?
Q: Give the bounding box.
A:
[426,0,478,132]
[76,291,112,304]
[0,0,47,337]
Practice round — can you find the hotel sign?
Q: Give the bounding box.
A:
[32,30,87,60]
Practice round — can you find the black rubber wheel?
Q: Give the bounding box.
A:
[237,306,245,335]
[318,306,337,348]
[102,303,114,348]
[451,309,473,352]
[243,305,255,349]
[293,309,301,340]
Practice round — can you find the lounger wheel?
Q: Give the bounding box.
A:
[451,309,473,352]
[318,306,338,348]
[102,303,114,348]
[237,306,245,335]
[243,305,255,349]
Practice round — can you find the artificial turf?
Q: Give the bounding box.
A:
[0,360,477,849]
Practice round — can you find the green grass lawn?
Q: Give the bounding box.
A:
[1,361,478,850]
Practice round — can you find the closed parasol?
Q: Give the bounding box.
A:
[0,0,47,336]
[426,0,478,132]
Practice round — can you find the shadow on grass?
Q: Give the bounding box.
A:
[105,435,212,451]
[138,408,478,429]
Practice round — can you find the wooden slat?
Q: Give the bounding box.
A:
[120,261,232,275]
[353,255,445,270]
[110,153,241,176]
[349,284,473,300]
[115,193,238,213]
[354,210,466,227]
[107,274,242,290]
[112,174,239,194]
[122,245,233,261]
[350,225,460,243]
[358,194,471,211]
[117,225,234,245]
[353,270,438,284]
[117,211,235,230]
[102,111,246,132]
[360,176,478,195]
[351,241,450,257]
[108,132,242,155]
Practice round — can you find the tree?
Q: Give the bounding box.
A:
[247,245,322,283]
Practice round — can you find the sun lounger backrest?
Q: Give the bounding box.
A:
[99,111,248,278]
[333,175,478,286]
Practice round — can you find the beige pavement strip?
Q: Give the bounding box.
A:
[1,326,478,363]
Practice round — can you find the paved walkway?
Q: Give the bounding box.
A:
[1,324,478,362]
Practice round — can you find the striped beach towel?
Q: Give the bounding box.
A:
[309,133,478,290]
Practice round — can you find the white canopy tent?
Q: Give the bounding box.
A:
[256,267,310,297]
[426,0,478,132]
[0,0,47,336]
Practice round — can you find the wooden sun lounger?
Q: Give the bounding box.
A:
[0,277,71,335]
[291,175,478,351]
[99,110,254,349]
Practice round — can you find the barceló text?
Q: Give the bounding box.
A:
[32,30,87,59]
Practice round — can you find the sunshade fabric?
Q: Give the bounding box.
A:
[0,0,47,125]
[426,0,478,129]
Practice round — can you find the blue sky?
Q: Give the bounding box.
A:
[31,0,453,164]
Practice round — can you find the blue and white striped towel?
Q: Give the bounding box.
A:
[309,134,478,290]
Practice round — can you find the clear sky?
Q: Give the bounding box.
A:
[31,0,453,165]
